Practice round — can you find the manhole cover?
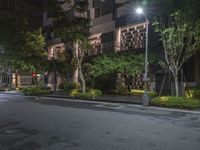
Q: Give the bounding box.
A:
[5,129,19,134]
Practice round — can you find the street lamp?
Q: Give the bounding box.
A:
[136,7,149,107]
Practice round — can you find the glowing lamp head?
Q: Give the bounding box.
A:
[136,7,144,14]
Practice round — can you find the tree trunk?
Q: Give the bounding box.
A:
[53,64,57,92]
[174,71,179,97]
[78,62,86,93]
[15,70,18,88]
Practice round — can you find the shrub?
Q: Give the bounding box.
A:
[41,87,52,91]
[70,89,102,99]
[185,87,200,100]
[88,89,102,99]
[69,89,80,97]
[193,89,200,100]
[149,91,158,98]
[129,90,157,97]
[22,86,50,96]
[0,87,5,91]
[115,82,129,94]
[58,82,80,93]
[151,96,200,109]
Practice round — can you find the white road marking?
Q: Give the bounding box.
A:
[0,99,7,102]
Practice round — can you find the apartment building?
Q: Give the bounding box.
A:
[43,0,199,93]
[88,0,200,94]
[88,0,149,54]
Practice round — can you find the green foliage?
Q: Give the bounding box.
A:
[128,90,157,98]
[70,89,102,99]
[193,90,200,100]
[185,86,200,100]
[69,89,80,97]
[89,53,155,93]
[149,91,158,98]
[0,18,46,72]
[0,87,5,91]
[115,84,129,95]
[91,53,145,78]
[22,86,51,96]
[153,10,200,96]
[50,0,89,44]
[48,0,90,93]
[153,11,200,66]
[151,96,200,109]
[58,82,80,93]
[87,89,102,99]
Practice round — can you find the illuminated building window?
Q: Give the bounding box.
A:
[47,43,65,60]
[89,34,102,55]
[120,23,146,51]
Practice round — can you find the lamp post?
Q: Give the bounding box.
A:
[136,7,149,107]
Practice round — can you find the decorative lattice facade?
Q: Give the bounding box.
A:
[120,23,146,51]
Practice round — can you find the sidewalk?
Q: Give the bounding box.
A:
[1,91,200,114]
[2,90,23,95]
[42,93,142,104]
[0,90,142,104]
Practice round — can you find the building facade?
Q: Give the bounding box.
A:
[88,0,200,94]
[43,0,199,94]
[88,0,150,53]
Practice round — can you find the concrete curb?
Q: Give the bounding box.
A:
[1,93,200,114]
[38,96,200,115]
[127,104,200,114]
[42,95,142,104]
[0,92,23,96]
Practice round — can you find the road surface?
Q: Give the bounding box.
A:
[0,94,200,150]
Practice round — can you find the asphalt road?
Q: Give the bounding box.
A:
[0,94,200,150]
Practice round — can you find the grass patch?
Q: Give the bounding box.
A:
[151,96,200,109]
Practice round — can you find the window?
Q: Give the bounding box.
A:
[94,8,101,18]
[89,34,102,55]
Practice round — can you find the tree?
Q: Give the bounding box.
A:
[75,37,91,93]
[153,11,200,96]
[90,53,156,92]
[92,53,145,78]
[0,18,46,72]
[48,0,90,93]
[0,18,46,88]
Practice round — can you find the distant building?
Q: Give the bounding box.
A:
[0,0,46,89]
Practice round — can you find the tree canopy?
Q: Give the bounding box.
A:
[91,53,145,78]
[0,18,46,72]
[153,1,200,96]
